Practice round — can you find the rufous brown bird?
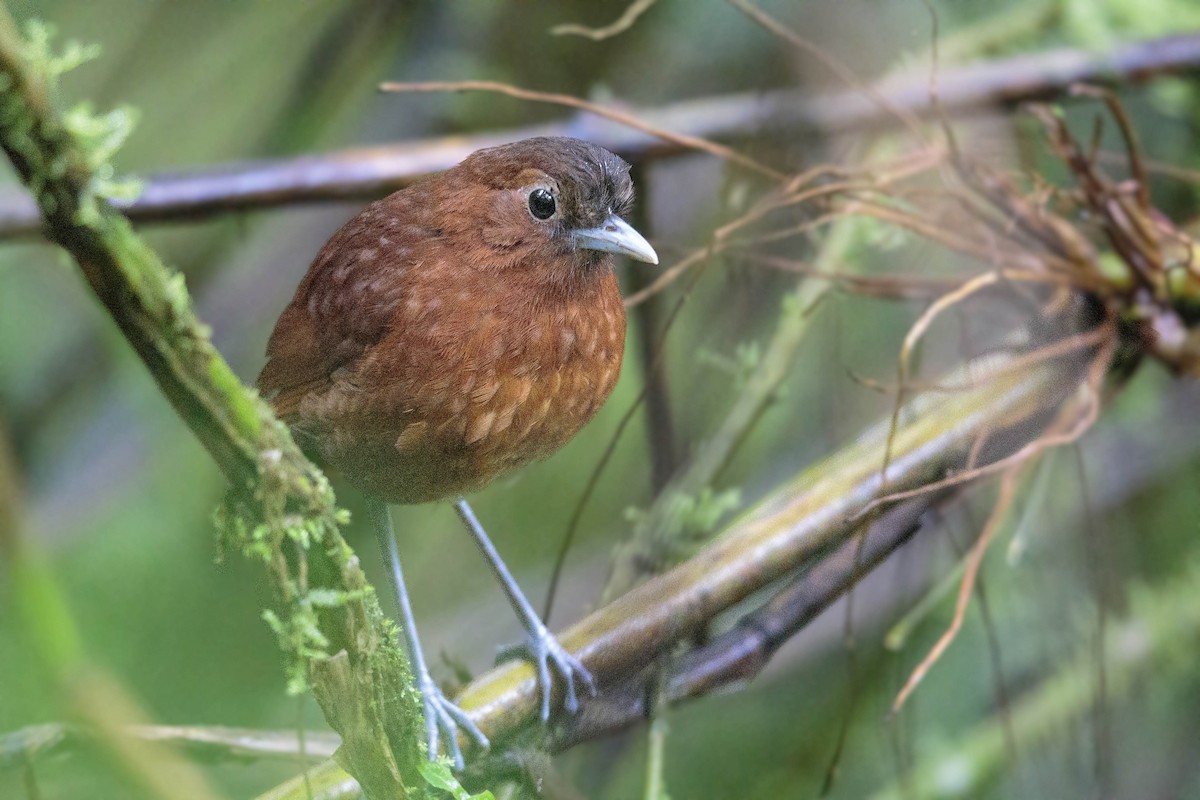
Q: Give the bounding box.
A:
[257,136,658,767]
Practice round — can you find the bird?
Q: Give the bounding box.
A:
[256,136,658,768]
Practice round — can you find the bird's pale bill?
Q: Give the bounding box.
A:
[571,214,658,264]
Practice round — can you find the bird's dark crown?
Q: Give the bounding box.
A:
[458,136,635,229]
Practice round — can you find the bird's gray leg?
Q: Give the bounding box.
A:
[453,497,597,720]
[367,498,488,768]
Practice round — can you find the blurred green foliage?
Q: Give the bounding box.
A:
[3,1,1200,798]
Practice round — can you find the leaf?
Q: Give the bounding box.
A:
[418,760,496,800]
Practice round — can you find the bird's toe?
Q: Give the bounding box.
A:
[523,623,595,721]
[418,675,488,770]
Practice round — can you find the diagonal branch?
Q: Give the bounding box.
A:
[453,346,1091,748]
[0,10,425,799]
[263,333,1099,799]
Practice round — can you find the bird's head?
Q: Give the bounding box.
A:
[441,136,658,290]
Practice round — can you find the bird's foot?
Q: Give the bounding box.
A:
[501,620,597,720]
[416,671,488,770]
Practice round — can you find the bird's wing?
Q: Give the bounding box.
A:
[256,193,431,420]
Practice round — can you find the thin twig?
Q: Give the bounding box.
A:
[882,270,1006,481]
[870,554,1200,800]
[551,0,657,40]
[890,467,1020,714]
[726,0,926,142]
[858,327,1115,520]
[379,80,785,181]
[642,662,671,800]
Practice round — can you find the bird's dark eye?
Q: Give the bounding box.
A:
[528,188,556,220]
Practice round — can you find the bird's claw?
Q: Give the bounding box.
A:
[417,672,488,771]
[515,621,597,721]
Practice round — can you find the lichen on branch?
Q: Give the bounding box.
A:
[0,10,427,799]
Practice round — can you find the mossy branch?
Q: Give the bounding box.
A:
[602,191,870,603]
[455,348,1089,746]
[0,9,426,799]
[260,337,1094,799]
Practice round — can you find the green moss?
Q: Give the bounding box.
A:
[20,20,99,79]
[212,358,263,438]
[0,11,433,797]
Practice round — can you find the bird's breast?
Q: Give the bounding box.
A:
[443,276,626,464]
[324,270,627,504]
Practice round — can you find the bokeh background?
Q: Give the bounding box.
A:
[3,1,1200,798]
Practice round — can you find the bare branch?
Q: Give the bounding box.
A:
[0,723,340,769]
[546,492,940,752]
[0,34,1197,236]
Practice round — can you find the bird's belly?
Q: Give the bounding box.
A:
[316,301,626,505]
